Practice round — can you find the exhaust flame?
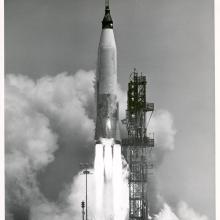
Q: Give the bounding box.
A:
[107,118,111,130]
[94,139,128,220]
[103,139,113,181]
[113,144,123,220]
[94,144,104,217]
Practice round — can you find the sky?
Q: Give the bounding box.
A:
[5,0,215,220]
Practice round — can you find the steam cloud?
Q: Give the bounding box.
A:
[154,202,209,220]
[5,71,209,220]
[5,70,95,219]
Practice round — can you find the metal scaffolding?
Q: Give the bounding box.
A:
[122,69,154,220]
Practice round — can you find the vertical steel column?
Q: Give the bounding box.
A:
[80,163,92,220]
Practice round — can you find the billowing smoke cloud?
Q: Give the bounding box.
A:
[5,71,209,220]
[154,202,208,220]
[5,70,95,219]
[154,203,179,220]
[147,109,176,166]
[147,110,177,215]
[176,201,209,220]
[30,169,96,220]
[150,110,176,149]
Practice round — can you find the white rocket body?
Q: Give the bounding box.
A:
[98,29,117,95]
[95,6,120,143]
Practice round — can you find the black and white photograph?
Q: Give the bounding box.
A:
[3,0,216,220]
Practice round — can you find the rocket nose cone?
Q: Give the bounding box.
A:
[102,6,113,29]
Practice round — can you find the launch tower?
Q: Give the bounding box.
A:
[122,69,154,220]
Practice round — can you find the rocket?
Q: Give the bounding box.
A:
[95,0,120,144]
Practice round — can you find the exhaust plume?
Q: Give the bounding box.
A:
[94,139,129,220]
